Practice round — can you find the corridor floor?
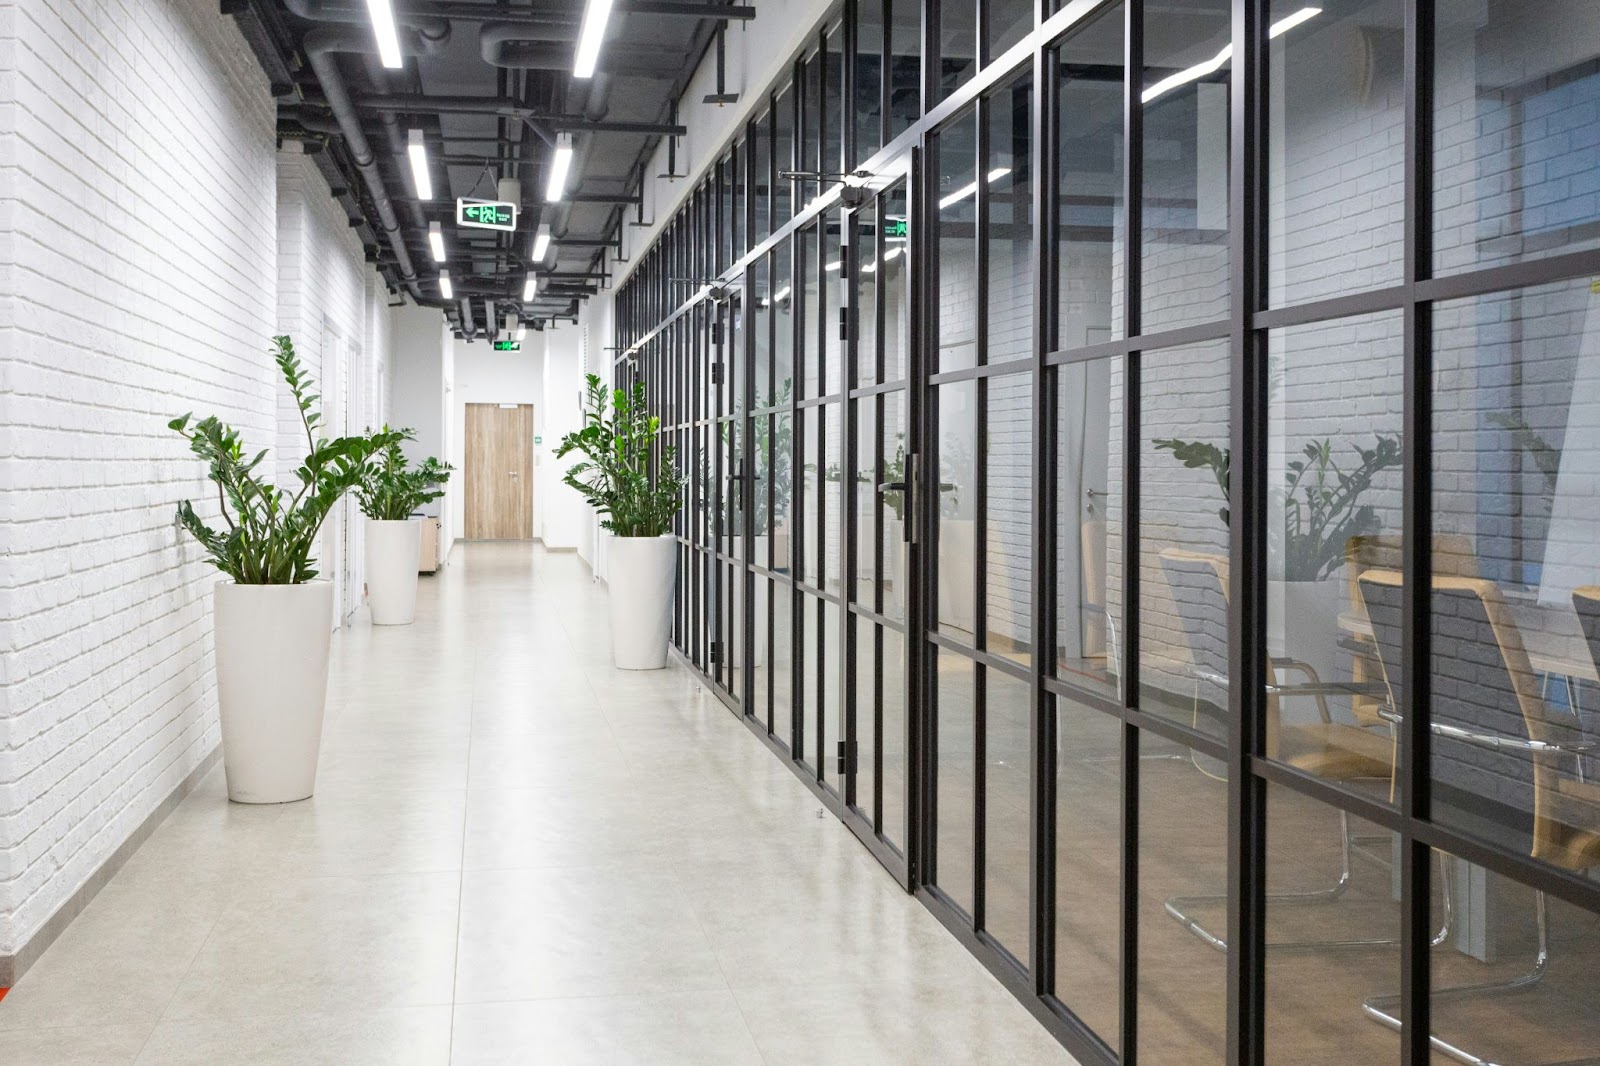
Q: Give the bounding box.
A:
[0,543,1078,1065]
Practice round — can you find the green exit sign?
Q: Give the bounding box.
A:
[457,198,519,232]
[492,340,521,351]
[884,217,908,239]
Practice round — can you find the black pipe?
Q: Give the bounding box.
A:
[301,23,450,301]
[281,0,752,23]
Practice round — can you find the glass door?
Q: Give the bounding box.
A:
[710,284,744,704]
[838,151,918,885]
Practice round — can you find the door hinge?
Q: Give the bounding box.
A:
[836,739,858,777]
[838,305,849,342]
[710,640,721,664]
[710,362,723,385]
[711,320,724,345]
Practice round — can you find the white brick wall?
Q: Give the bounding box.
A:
[0,0,394,962]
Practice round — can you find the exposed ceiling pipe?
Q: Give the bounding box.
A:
[282,0,448,37]
[480,24,681,77]
[280,0,753,25]
[459,298,475,334]
[301,22,451,301]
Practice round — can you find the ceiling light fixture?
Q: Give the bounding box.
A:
[439,271,453,300]
[574,0,615,79]
[428,221,446,262]
[407,130,432,200]
[545,134,575,202]
[363,0,404,68]
[1142,7,1321,104]
[531,224,552,262]
[516,323,528,341]
[523,275,538,302]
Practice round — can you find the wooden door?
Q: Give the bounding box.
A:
[465,403,534,539]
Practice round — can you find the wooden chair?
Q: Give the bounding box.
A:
[1157,548,1398,951]
[1356,571,1600,1065]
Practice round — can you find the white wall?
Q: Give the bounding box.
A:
[445,336,546,550]
[0,0,391,972]
[389,304,449,521]
[541,318,590,553]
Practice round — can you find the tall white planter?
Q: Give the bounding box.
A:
[366,518,424,625]
[609,534,677,670]
[213,581,333,803]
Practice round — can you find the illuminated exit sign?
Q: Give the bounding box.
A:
[457,198,518,232]
[492,340,521,351]
[883,217,908,239]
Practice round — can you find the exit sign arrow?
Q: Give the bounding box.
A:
[457,198,519,232]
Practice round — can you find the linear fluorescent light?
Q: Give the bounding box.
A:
[531,224,551,262]
[1142,8,1320,104]
[884,247,904,262]
[574,0,615,79]
[824,260,841,273]
[439,270,453,300]
[523,275,538,302]
[364,0,404,69]
[407,130,432,201]
[516,324,528,341]
[428,221,445,262]
[545,134,575,202]
[938,167,1012,210]
[772,286,791,303]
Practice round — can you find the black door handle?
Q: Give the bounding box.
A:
[878,481,907,493]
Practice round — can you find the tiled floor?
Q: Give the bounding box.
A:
[0,543,1079,1066]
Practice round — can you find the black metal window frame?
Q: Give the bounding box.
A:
[612,1,1600,1063]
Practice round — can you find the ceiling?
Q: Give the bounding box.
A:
[229,0,753,338]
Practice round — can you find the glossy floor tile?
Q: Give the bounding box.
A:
[0,544,1079,1065]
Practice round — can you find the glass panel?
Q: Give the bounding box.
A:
[987,74,1033,367]
[752,111,771,245]
[752,261,770,423]
[1427,280,1600,867]
[824,211,845,392]
[985,371,1033,662]
[1267,0,1405,307]
[803,593,822,769]
[1056,356,1122,703]
[937,110,980,372]
[1141,2,1231,333]
[883,182,911,382]
[938,379,979,639]
[855,0,885,165]
[803,404,823,585]
[774,84,795,226]
[935,648,978,916]
[802,224,821,399]
[887,4,919,141]
[986,0,1031,64]
[824,599,844,783]
[882,389,910,625]
[1057,3,1127,348]
[1433,1,1600,275]
[1424,849,1600,1062]
[984,668,1032,965]
[774,580,795,750]
[801,51,821,182]
[882,624,908,849]
[824,401,843,594]
[1053,694,1122,1052]
[773,411,794,573]
[1137,737,1227,1063]
[1263,784,1401,1062]
[751,574,772,726]
[938,0,978,102]
[1267,311,1403,798]
[856,199,880,387]
[854,614,878,824]
[824,26,845,178]
[856,397,878,605]
[1141,339,1231,736]
[730,145,745,260]
[773,246,794,404]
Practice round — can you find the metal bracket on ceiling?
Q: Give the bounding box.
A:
[657,101,689,181]
[702,24,738,106]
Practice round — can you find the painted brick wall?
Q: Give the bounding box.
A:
[0,0,394,962]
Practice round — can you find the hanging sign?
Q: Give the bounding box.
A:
[458,198,519,232]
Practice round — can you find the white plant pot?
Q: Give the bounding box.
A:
[609,534,678,670]
[365,518,424,626]
[1267,575,1349,726]
[213,581,333,803]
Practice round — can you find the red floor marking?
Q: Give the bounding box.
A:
[0,988,9,1002]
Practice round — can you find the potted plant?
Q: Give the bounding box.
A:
[556,374,684,669]
[355,429,451,626]
[170,336,400,803]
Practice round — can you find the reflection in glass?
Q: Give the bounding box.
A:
[855,397,878,606]
[752,111,771,244]
[854,0,884,165]
[985,668,1032,966]
[1057,2,1126,347]
[938,380,978,638]
[935,648,977,916]
[936,110,979,372]
[773,248,793,404]
[856,200,879,387]
[1141,340,1231,736]
[887,4,919,141]
[1417,282,1600,870]
[802,404,822,586]
[985,372,1033,662]
[854,613,878,825]
[937,0,977,102]
[1433,1,1600,275]
[1268,0,1404,306]
[824,26,845,178]
[882,389,909,624]
[802,593,821,769]
[882,182,910,382]
[801,224,820,398]
[987,75,1033,367]
[882,625,908,849]
[1267,311,1403,799]
[730,143,745,260]
[1054,694,1121,1052]
[824,402,843,594]
[1057,357,1122,702]
[774,580,795,750]
[751,574,771,727]
[772,411,793,573]
[752,260,770,420]
[1138,742,1227,1063]
[824,211,845,393]
[824,599,844,784]
[773,84,795,226]
[1141,3,1230,333]
[987,0,1031,62]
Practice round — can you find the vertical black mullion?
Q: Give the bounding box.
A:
[1224,0,1267,1061]
[903,145,925,892]
[843,215,861,809]
[743,274,756,712]
[1030,40,1059,995]
[972,89,992,941]
[918,135,941,891]
[1119,0,1143,1060]
[923,0,939,119]
[844,0,858,172]
[1400,0,1434,1061]
[878,0,891,152]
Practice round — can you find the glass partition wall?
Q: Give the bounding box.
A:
[616,2,1600,1063]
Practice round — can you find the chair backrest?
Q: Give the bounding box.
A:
[1358,569,1556,857]
[1576,586,1600,684]
[1344,534,1479,618]
[1157,548,1229,685]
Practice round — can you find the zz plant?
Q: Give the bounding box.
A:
[555,373,684,537]
[170,336,403,584]
[355,427,452,521]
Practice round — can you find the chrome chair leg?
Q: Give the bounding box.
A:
[1362,890,1550,1066]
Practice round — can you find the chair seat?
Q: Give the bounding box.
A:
[1544,778,1600,872]
[1277,721,1395,782]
